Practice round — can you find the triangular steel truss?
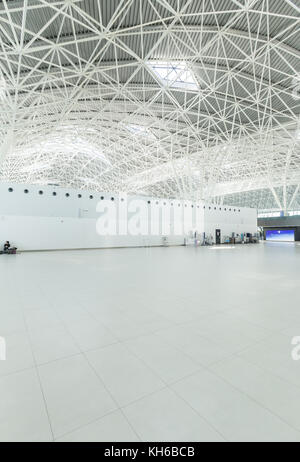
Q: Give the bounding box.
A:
[0,0,299,212]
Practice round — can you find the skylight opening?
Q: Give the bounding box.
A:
[126,124,156,140]
[148,61,199,91]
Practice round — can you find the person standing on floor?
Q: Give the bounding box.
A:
[3,241,10,253]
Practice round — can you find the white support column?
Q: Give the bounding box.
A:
[288,184,300,210]
[268,181,283,211]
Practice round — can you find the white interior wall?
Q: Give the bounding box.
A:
[0,183,257,251]
[204,205,258,243]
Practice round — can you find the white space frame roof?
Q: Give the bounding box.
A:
[0,0,299,211]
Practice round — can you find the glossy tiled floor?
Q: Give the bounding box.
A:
[1,243,300,442]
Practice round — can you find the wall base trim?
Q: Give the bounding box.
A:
[18,244,185,253]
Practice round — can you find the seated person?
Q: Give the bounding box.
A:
[4,241,10,253]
